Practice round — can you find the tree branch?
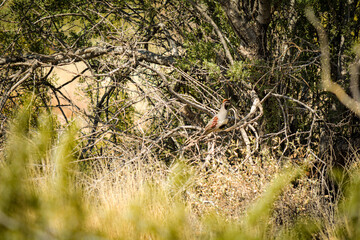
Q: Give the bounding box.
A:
[224,90,263,132]
[189,0,234,65]
[306,8,360,117]
[138,62,214,116]
[0,46,175,67]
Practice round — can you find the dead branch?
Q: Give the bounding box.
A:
[224,90,263,132]
[0,46,175,67]
[138,62,214,116]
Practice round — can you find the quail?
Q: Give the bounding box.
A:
[203,99,231,135]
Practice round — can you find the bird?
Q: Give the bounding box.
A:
[203,99,231,135]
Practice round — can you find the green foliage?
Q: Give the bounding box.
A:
[183,40,223,66]
[1,0,105,54]
[167,160,195,199]
[335,165,360,239]
[203,60,222,79]
[227,61,251,82]
[0,103,90,239]
[277,218,321,240]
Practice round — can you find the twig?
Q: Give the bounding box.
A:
[224,90,262,132]
[138,62,214,116]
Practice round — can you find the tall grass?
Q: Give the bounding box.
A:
[1,105,360,239]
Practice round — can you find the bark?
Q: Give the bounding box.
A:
[217,0,271,60]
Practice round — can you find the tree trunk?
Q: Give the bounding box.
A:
[217,0,271,60]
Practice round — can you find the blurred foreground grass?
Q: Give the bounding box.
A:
[1,105,360,239]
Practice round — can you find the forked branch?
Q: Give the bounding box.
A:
[305,8,360,117]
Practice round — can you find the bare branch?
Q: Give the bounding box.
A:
[240,127,253,164]
[271,93,319,116]
[350,62,360,101]
[224,90,263,132]
[0,61,39,113]
[33,13,84,24]
[138,62,214,116]
[306,7,360,117]
[0,46,175,67]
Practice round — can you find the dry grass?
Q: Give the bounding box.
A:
[74,151,330,239]
[2,105,358,239]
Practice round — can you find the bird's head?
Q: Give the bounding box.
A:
[222,98,231,110]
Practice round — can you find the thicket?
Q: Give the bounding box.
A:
[1,0,360,239]
[1,103,360,239]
